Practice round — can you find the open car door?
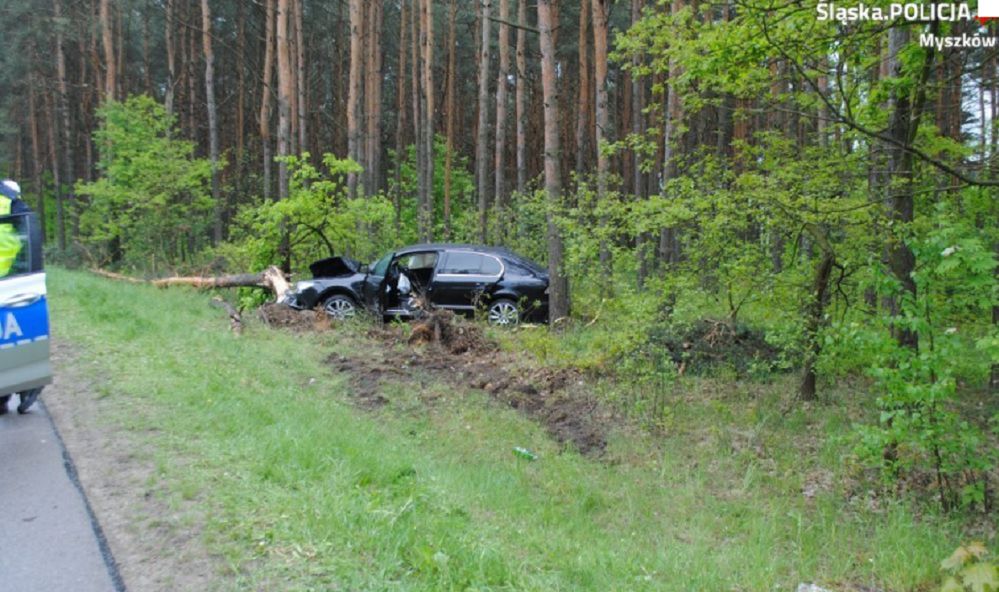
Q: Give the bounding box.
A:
[0,212,52,397]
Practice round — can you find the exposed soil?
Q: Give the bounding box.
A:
[257,303,331,332]
[43,341,224,591]
[328,311,610,456]
[646,319,783,375]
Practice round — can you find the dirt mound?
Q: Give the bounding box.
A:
[327,339,608,456]
[257,303,330,332]
[647,319,781,375]
[407,310,495,355]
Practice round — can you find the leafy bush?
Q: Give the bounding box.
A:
[75,95,213,272]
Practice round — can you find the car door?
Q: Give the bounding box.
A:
[431,251,503,311]
[0,212,52,396]
[362,252,393,312]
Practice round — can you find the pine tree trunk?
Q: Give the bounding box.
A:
[417,0,434,241]
[347,0,364,197]
[475,0,493,242]
[276,0,293,201]
[659,0,685,266]
[259,0,276,201]
[365,0,383,194]
[100,0,115,102]
[165,0,176,115]
[28,74,45,243]
[395,0,409,230]
[494,0,511,241]
[538,0,569,323]
[443,0,457,239]
[515,0,528,195]
[54,0,72,250]
[294,0,307,156]
[201,0,222,243]
[575,0,591,174]
[592,0,611,290]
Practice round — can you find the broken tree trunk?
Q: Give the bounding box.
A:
[90,265,292,302]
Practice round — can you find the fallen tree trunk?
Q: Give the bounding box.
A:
[90,265,293,302]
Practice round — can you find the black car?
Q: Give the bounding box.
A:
[284,244,549,325]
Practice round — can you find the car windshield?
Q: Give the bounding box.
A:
[370,253,392,277]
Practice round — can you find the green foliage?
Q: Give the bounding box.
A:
[940,543,998,592]
[222,153,397,274]
[75,95,213,271]
[388,135,478,242]
[853,215,997,512]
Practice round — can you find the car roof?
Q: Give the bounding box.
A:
[395,243,546,274]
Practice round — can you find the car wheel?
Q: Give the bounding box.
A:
[487,299,520,327]
[322,295,357,320]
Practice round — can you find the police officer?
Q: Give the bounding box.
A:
[0,179,39,414]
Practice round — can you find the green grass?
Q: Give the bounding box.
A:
[49,267,967,591]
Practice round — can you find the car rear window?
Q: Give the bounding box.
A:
[479,255,502,275]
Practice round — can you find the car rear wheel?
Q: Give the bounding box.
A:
[322,294,357,320]
[487,299,520,327]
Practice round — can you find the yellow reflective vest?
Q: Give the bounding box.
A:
[0,197,21,276]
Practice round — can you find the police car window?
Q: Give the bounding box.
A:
[440,252,483,275]
[480,255,502,276]
[0,215,30,278]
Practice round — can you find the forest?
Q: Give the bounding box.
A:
[1,0,998,547]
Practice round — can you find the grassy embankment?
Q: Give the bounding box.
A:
[49,267,965,591]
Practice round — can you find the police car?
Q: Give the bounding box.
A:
[0,186,50,414]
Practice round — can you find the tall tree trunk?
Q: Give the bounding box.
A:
[475,0,493,242]
[294,0,307,156]
[575,0,591,174]
[885,26,932,351]
[417,0,434,241]
[54,0,72,250]
[493,0,510,242]
[28,74,45,242]
[494,0,511,241]
[592,0,611,290]
[395,0,409,230]
[538,0,569,323]
[443,0,457,239]
[515,0,528,195]
[100,0,115,102]
[142,7,151,95]
[365,0,383,194]
[165,0,177,115]
[277,0,293,201]
[45,91,61,248]
[659,0,685,266]
[201,0,222,243]
[347,0,363,197]
[632,0,650,289]
[800,244,835,401]
[259,0,276,201]
[236,0,246,165]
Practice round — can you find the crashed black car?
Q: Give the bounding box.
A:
[284,244,550,325]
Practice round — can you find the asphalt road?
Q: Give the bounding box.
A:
[0,397,123,592]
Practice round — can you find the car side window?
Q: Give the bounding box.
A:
[440,252,483,275]
[479,255,502,276]
[0,214,38,278]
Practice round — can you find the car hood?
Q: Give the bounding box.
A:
[309,256,361,278]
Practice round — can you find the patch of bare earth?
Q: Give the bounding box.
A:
[44,340,226,591]
[326,310,611,456]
